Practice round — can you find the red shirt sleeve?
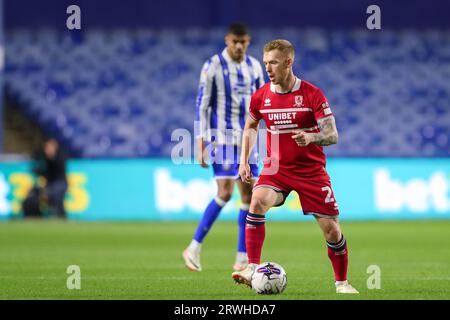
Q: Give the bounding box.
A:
[312,88,333,121]
[249,90,263,121]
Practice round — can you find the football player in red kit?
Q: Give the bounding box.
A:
[232,39,359,294]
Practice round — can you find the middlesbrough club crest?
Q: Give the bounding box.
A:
[294,95,304,107]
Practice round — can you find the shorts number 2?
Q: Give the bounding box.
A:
[321,186,334,203]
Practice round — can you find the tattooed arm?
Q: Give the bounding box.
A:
[291,116,339,147]
[313,115,339,146]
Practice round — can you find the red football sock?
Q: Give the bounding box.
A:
[327,235,348,281]
[245,213,266,265]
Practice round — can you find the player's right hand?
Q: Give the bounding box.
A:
[239,163,252,183]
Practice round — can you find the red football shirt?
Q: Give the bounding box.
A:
[249,78,334,176]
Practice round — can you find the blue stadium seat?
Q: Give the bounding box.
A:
[4,28,450,157]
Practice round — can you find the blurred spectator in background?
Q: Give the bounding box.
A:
[24,138,68,218]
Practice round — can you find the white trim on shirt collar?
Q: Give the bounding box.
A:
[222,48,245,65]
[270,77,302,94]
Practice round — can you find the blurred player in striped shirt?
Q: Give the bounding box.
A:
[183,23,265,272]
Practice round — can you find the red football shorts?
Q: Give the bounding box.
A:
[253,167,339,217]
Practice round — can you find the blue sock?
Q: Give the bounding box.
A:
[193,197,225,243]
[237,205,249,253]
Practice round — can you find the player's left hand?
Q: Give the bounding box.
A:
[291,131,314,147]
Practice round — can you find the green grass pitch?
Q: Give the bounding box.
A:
[0,219,449,300]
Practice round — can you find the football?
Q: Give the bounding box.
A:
[251,262,287,294]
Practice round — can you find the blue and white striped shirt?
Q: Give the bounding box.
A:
[196,48,265,145]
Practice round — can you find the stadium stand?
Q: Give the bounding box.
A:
[5,28,450,157]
